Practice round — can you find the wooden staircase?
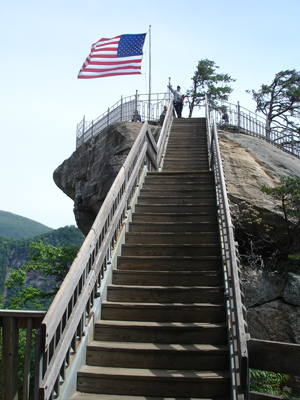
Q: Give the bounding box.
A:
[71,118,230,400]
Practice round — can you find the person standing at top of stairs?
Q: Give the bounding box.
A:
[167,83,185,118]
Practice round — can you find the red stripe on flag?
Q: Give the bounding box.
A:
[78,33,146,79]
[78,71,141,79]
[89,59,141,66]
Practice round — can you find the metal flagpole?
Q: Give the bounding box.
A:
[148,25,151,120]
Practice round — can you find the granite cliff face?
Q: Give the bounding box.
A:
[219,130,300,343]
[54,122,300,342]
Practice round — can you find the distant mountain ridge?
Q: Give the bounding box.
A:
[0,210,53,240]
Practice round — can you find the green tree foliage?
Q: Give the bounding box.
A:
[0,226,84,300]
[250,369,290,397]
[186,59,236,117]
[233,177,300,272]
[0,210,53,239]
[261,177,300,254]
[246,69,300,136]
[0,236,12,293]
[4,240,79,310]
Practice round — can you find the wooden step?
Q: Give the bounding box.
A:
[146,173,214,183]
[141,183,214,190]
[86,341,229,370]
[77,365,231,398]
[163,164,209,171]
[70,391,230,400]
[146,171,211,177]
[132,212,218,223]
[134,204,217,214]
[94,320,228,344]
[128,222,219,233]
[121,243,221,257]
[107,285,224,303]
[142,177,214,185]
[124,232,220,245]
[163,162,209,168]
[163,167,209,172]
[112,270,223,286]
[116,256,222,271]
[165,146,208,152]
[139,187,215,194]
[138,191,216,200]
[136,196,216,206]
[101,302,226,323]
[166,147,207,151]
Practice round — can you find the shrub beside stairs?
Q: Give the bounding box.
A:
[70,118,230,400]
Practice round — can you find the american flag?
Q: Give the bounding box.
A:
[78,33,146,79]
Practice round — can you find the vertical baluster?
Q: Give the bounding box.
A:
[23,318,33,400]
[2,317,19,400]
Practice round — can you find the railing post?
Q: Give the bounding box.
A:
[120,95,123,122]
[107,107,110,126]
[135,90,138,121]
[23,318,33,400]
[237,102,240,133]
[34,328,43,400]
[2,317,19,400]
[265,118,270,140]
[83,115,85,135]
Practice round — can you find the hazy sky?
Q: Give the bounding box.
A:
[1,0,299,229]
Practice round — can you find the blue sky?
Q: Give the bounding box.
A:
[1,0,299,229]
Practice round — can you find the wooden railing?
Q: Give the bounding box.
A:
[249,338,300,400]
[205,95,249,400]
[0,310,46,400]
[37,96,174,400]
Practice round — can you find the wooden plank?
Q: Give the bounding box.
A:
[2,317,19,400]
[249,338,300,375]
[23,318,33,400]
[0,310,46,329]
[250,391,282,400]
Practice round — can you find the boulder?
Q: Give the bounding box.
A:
[241,266,300,343]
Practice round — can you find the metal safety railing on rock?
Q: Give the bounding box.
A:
[205,95,249,400]
[36,96,174,400]
[210,101,300,158]
[76,91,171,149]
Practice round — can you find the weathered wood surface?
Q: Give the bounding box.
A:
[250,391,282,400]
[1,317,18,400]
[0,310,46,329]
[249,338,300,375]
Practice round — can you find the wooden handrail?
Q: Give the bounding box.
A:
[249,338,300,376]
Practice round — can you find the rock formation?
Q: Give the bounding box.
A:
[54,122,300,343]
[219,130,300,343]
[53,122,161,236]
[241,266,300,343]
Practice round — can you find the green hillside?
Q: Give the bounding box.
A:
[0,210,53,239]
[0,225,85,306]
